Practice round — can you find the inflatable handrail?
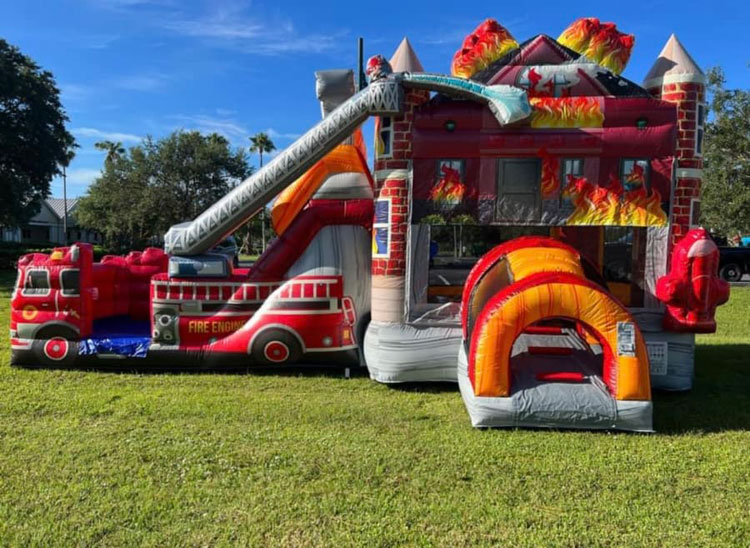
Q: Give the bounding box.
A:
[163,71,530,256]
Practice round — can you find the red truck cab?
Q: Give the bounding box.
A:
[10,243,168,366]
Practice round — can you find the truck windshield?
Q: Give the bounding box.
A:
[22,270,50,295]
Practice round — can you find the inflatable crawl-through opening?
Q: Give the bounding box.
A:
[458,237,652,431]
[468,272,651,400]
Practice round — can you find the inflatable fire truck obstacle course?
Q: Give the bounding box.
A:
[11,17,730,432]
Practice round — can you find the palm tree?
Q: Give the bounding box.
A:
[95,140,125,164]
[248,132,276,251]
[248,132,276,168]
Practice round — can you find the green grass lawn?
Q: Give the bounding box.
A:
[0,270,748,547]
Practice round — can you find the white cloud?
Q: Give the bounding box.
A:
[64,168,102,188]
[111,73,170,92]
[157,4,343,55]
[83,34,120,50]
[166,114,299,152]
[265,128,301,141]
[59,83,94,102]
[73,127,142,143]
[93,0,174,8]
[170,114,248,140]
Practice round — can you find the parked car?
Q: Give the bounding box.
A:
[718,245,750,282]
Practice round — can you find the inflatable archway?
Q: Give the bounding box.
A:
[461,236,586,341]
[468,272,651,400]
[458,238,653,431]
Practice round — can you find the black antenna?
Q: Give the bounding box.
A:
[357,37,366,90]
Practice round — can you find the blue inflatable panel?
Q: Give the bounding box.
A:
[79,317,152,358]
[79,336,151,358]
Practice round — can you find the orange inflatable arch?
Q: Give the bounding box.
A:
[468,271,651,401]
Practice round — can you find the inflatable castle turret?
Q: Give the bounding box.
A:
[644,35,706,248]
[371,38,428,325]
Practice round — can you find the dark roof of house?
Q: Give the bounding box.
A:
[45,198,79,219]
[469,33,650,98]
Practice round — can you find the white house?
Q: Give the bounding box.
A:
[1,198,101,245]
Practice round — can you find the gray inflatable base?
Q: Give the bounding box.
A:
[457,345,653,432]
[645,332,696,392]
[632,310,696,392]
[364,321,461,383]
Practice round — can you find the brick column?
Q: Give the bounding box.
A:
[371,176,408,322]
[374,89,429,187]
[370,89,428,323]
[648,81,705,248]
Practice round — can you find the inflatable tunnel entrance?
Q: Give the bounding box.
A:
[459,237,652,431]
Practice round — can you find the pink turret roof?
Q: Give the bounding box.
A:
[643,34,705,88]
[390,37,424,73]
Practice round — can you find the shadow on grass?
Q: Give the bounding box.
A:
[12,342,750,432]
[654,344,750,434]
[386,382,459,394]
[14,360,371,380]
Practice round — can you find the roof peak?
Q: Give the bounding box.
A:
[643,34,705,88]
[390,37,424,73]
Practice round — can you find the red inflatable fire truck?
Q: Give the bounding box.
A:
[10,243,360,368]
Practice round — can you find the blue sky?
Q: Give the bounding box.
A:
[3,0,748,198]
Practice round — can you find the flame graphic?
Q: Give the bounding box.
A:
[558,18,634,75]
[530,97,604,128]
[541,154,560,199]
[563,174,667,226]
[451,19,518,79]
[430,164,466,205]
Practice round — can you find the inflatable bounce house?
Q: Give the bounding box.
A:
[10,18,730,432]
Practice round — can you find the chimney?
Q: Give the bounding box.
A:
[644,34,706,248]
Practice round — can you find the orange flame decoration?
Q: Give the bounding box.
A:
[541,155,560,199]
[557,18,634,75]
[530,97,604,128]
[451,19,518,79]
[429,165,466,205]
[563,174,667,226]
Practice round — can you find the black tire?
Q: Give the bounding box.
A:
[720,263,743,282]
[31,325,79,367]
[250,329,302,366]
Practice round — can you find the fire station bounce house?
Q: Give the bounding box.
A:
[11,18,730,431]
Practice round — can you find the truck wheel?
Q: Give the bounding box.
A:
[251,329,302,366]
[32,326,79,367]
[720,263,743,282]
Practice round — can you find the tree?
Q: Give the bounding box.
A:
[701,67,750,236]
[248,132,276,168]
[0,39,76,226]
[76,130,250,251]
[94,141,125,165]
[248,132,277,252]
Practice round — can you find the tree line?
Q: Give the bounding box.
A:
[76,131,276,253]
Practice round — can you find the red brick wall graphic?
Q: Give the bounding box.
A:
[644,35,706,249]
[371,89,428,323]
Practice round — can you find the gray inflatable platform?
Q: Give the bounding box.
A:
[457,334,653,432]
[364,321,461,383]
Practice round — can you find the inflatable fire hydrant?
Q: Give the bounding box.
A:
[656,228,730,333]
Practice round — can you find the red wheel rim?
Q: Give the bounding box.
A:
[263,341,290,363]
[44,337,69,361]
